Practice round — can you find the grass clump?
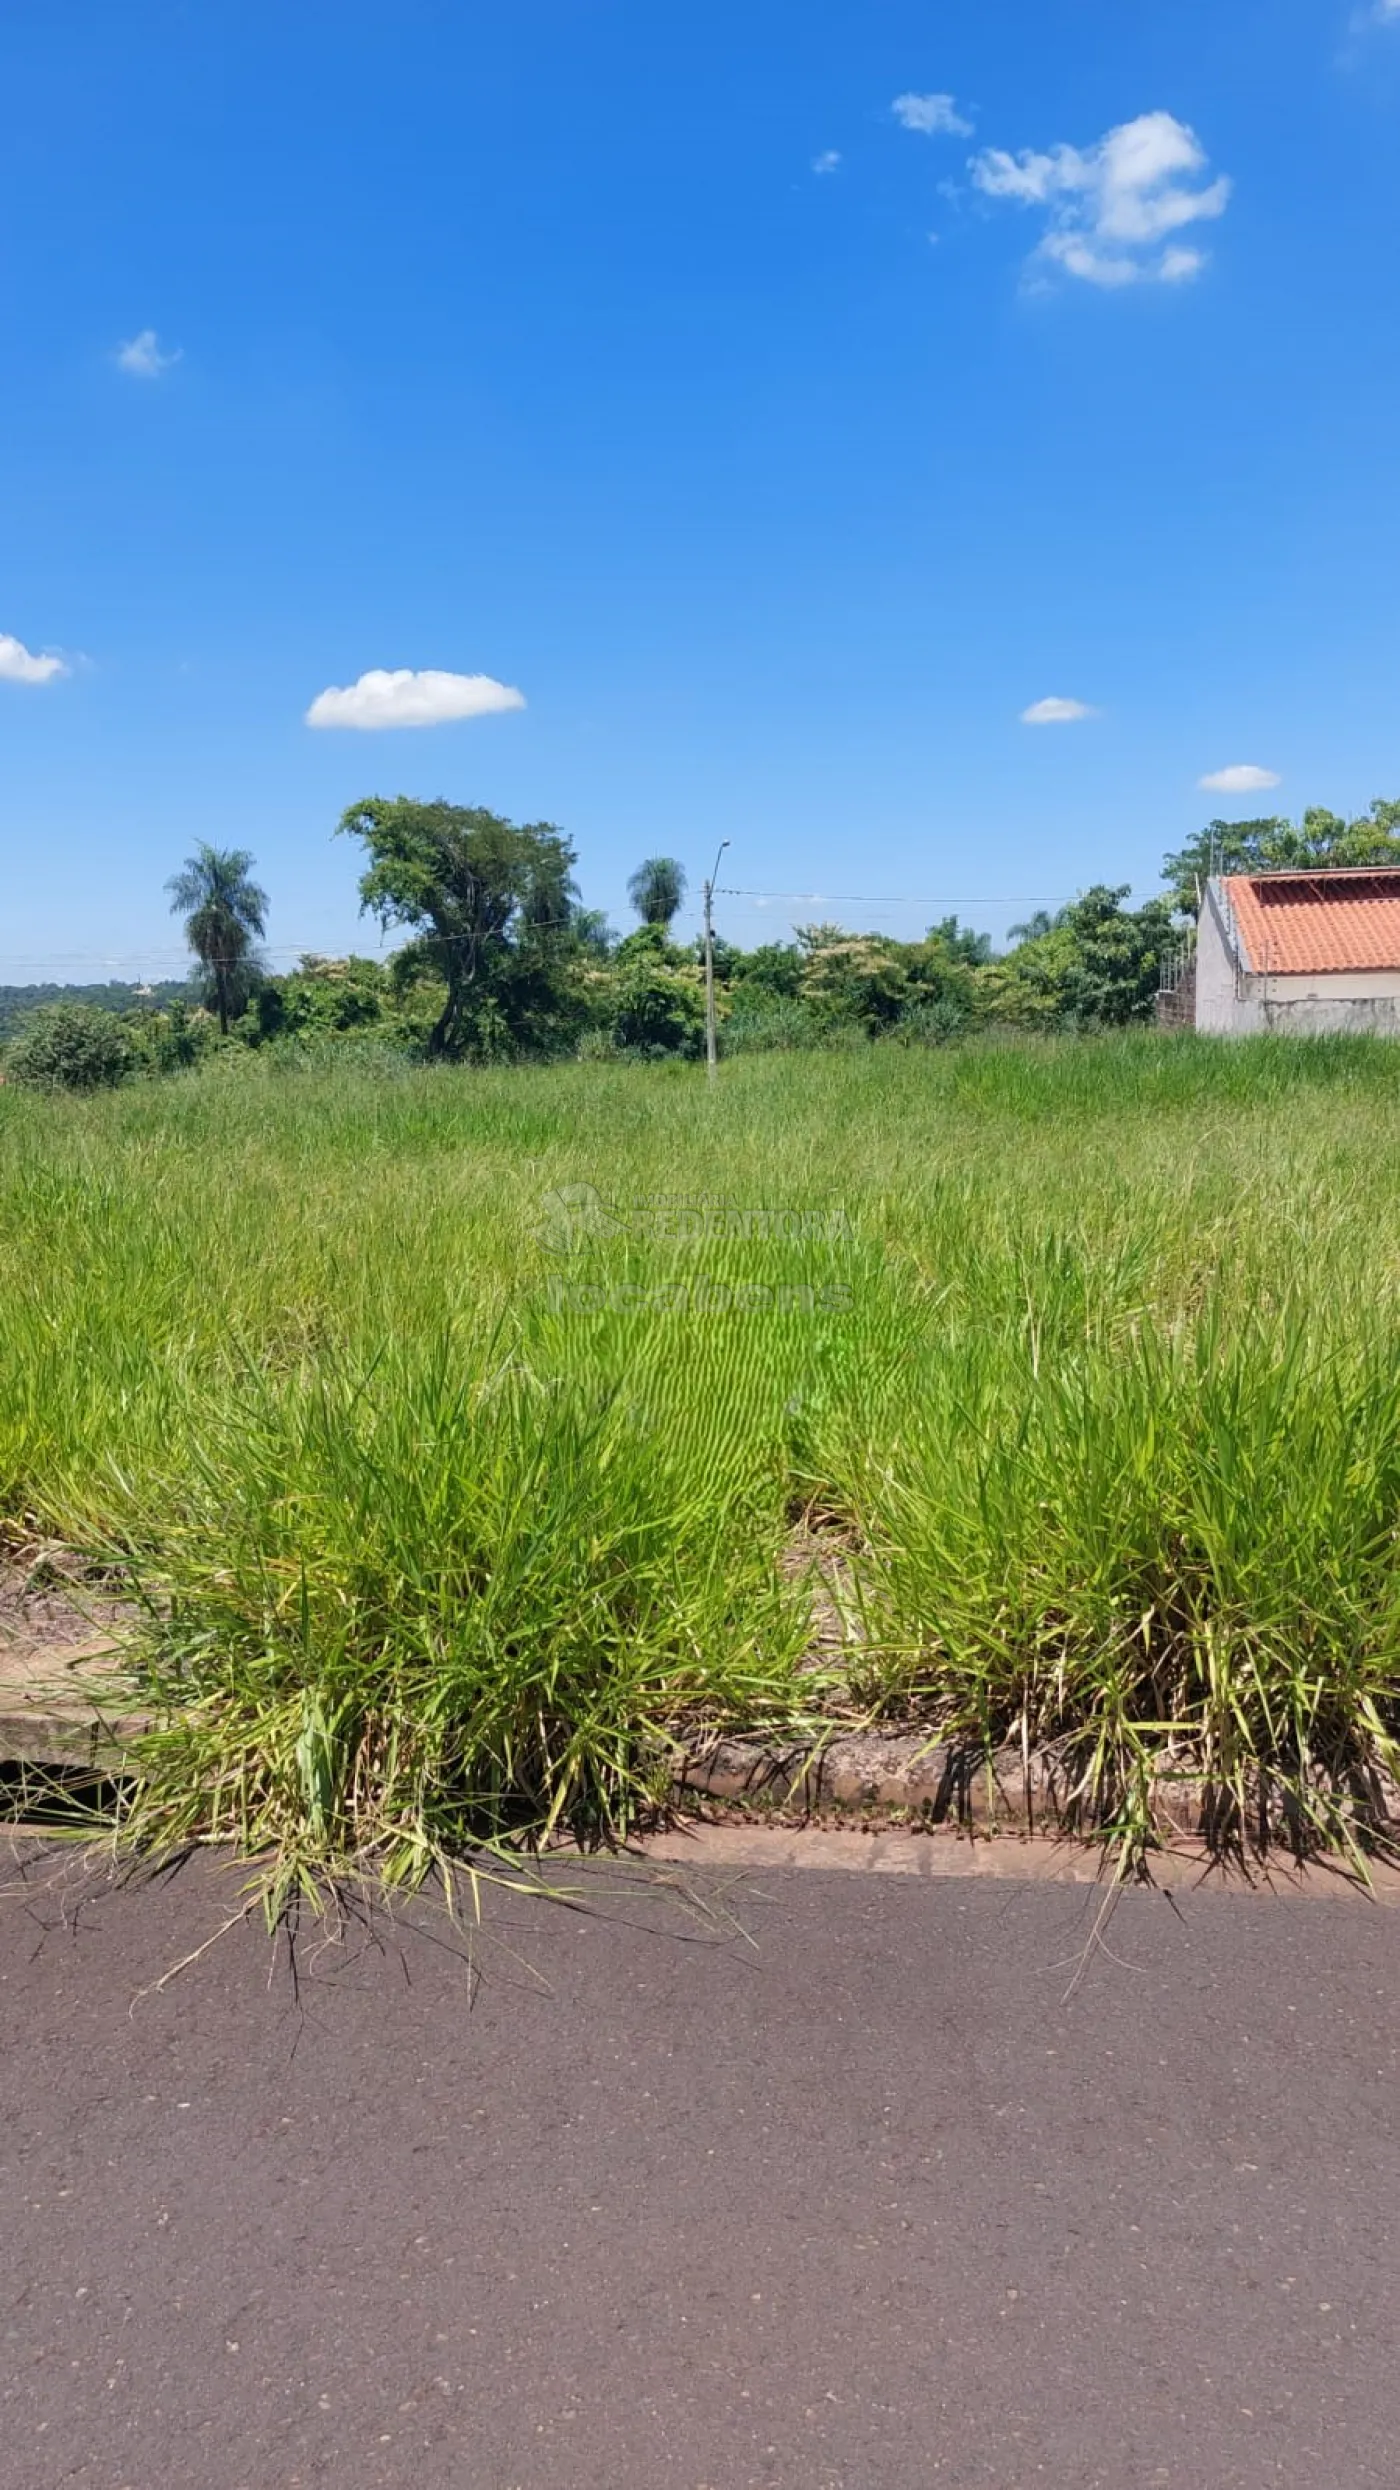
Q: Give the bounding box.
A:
[823,1313,1400,1860]
[119,1341,813,1908]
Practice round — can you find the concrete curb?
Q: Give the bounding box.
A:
[0,1636,148,1773]
[4,1675,1396,1855]
[678,1729,1400,1843]
[680,1730,1060,1823]
[0,1707,148,1771]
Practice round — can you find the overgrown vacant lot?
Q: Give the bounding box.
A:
[4,1033,1400,1889]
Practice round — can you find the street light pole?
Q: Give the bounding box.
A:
[703,840,729,1084]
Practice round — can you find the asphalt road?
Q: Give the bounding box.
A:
[2,1845,1397,2490]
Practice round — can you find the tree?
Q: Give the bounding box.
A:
[610,961,706,1056]
[794,926,983,1041]
[166,843,269,1035]
[1007,908,1057,945]
[251,955,393,1043]
[1161,799,1400,917]
[572,908,616,958]
[7,1002,132,1091]
[612,922,678,967]
[925,914,993,966]
[337,798,587,1060]
[800,933,912,1035]
[1000,885,1173,1027]
[729,941,804,999]
[694,932,742,982]
[627,856,687,932]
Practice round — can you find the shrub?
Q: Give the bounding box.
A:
[887,995,972,1047]
[723,992,818,1053]
[610,960,706,1058]
[121,999,214,1078]
[6,1003,132,1092]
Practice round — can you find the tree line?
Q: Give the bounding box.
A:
[6,792,1400,1088]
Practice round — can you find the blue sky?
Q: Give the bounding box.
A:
[3,0,1399,978]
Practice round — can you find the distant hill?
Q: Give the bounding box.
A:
[0,980,197,1038]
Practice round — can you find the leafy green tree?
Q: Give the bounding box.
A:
[902,928,984,1033]
[573,908,616,958]
[6,1002,132,1090]
[337,798,588,1060]
[251,955,393,1043]
[1161,800,1400,916]
[611,966,707,1057]
[727,922,983,1043]
[613,922,681,967]
[925,914,993,966]
[729,941,803,998]
[695,932,742,982]
[605,931,702,1055]
[723,927,980,1047]
[1001,885,1173,1026]
[800,933,911,1035]
[149,999,208,1073]
[166,844,269,1035]
[794,922,850,955]
[123,996,211,1076]
[627,856,688,932]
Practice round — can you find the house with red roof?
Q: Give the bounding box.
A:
[1195,869,1400,1034]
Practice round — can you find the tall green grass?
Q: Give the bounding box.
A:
[4,1031,1400,1883]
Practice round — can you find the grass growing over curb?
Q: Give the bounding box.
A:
[3,1031,1400,1892]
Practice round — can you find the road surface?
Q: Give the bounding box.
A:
[2,1841,1397,2488]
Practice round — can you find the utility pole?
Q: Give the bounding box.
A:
[703,840,729,1084]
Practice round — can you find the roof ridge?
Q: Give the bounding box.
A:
[1221,865,1400,885]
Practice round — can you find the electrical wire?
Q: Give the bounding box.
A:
[715,887,1075,907]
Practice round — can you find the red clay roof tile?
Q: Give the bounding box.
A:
[1222,871,1400,976]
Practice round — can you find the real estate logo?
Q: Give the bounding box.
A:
[531,1183,854,1315]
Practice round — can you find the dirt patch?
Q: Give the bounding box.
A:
[0,1542,137,1653]
[781,1518,865,1690]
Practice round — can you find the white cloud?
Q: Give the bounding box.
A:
[971,110,1230,287]
[1038,233,1142,288]
[1198,763,1281,794]
[116,328,182,378]
[305,667,527,731]
[893,92,973,138]
[812,149,842,175]
[0,631,68,685]
[1021,695,1096,725]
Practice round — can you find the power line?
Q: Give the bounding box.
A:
[716,887,1074,907]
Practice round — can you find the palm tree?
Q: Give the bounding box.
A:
[627,855,687,933]
[167,844,269,1034]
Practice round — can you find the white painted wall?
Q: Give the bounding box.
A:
[1260,968,1400,1002]
[1194,885,1258,1032]
[1263,989,1400,1033]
